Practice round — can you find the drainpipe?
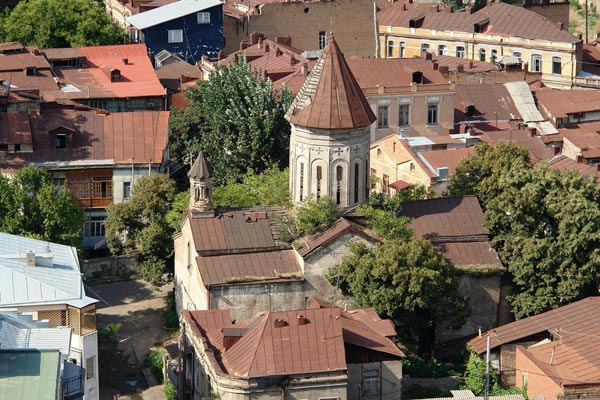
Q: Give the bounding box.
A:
[374,0,380,58]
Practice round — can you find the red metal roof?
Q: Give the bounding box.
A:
[535,89,600,119]
[345,57,448,88]
[479,130,553,162]
[434,241,502,268]
[548,155,600,181]
[0,51,51,72]
[286,36,376,129]
[296,217,373,257]
[468,297,600,354]
[0,112,32,145]
[419,147,475,174]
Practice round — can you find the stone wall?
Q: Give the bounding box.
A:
[80,255,136,280]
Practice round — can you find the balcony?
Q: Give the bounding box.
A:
[62,360,84,400]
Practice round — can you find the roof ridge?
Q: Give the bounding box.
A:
[236,313,269,377]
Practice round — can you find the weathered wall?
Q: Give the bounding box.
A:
[174,220,209,312]
[80,255,136,280]
[347,361,403,400]
[515,345,563,400]
[523,1,570,31]
[209,280,307,321]
[436,273,502,344]
[223,0,377,56]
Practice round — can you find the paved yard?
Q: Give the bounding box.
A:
[86,279,174,400]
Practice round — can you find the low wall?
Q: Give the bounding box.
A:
[403,376,461,391]
[81,255,136,280]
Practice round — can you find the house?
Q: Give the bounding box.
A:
[468,297,600,391]
[0,107,170,248]
[549,153,600,180]
[0,232,100,399]
[479,129,556,162]
[535,88,600,128]
[176,304,404,400]
[0,312,84,400]
[398,196,505,344]
[378,0,582,88]
[370,133,475,195]
[222,0,377,57]
[127,0,223,66]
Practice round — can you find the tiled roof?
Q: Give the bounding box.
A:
[346,57,448,88]
[189,210,276,253]
[455,84,521,123]
[0,42,25,53]
[399,196,488,239]
[196,249,301,286]
[1,110,169,168]
[479,130,553,162]
[535,89,600,118]
[379,2,577,43]
[184,306,403,378]
[296,217,373,257]
[419,147,475,175]
[0,70,58,92]
[468,297,600,354]
[286,36,376,129]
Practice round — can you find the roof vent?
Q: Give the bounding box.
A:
[297,315,309,325]
[122,58,129,65]
[26,251,35,267]
[274,318,288,328]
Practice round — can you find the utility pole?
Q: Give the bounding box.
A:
[484,336,491,400]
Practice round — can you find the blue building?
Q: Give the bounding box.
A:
[127,0,223,67]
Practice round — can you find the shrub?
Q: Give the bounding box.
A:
[164,291,179,330]
[164,380,177,400]
[403,385,452,399]
[137,255,166,286]
[296,196,340,235]
[144,348,167,384]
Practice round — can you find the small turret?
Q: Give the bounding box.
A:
[188,151,214,216]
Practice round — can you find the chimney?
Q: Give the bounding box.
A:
[529,127,537,137]
[240,40,250,51]
[439,65,449,74]
[403,3,407,10]
[250,32,264,45]
[457,64,465,73]
[217,50,224,61]
[577,154,583,163]
[274,318,288,328]
[469,61,474,69]
[290,55,297,65]
[26,251,35,267]
[297,315,309,326]
[275,36,292,46]
[300,62,308,75]
[222,328,246,350]
[264,42,270,52]
[122,57,129,65]
[433,62,439,70]
[424,52,432,60]
[275,47,282,57]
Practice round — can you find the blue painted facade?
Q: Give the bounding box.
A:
[139,4,223,66]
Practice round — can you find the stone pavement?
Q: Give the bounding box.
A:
[86,279,174,400]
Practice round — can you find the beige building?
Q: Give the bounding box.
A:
[378,1,582,88]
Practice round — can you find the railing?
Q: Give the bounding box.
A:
[62,370,84,400]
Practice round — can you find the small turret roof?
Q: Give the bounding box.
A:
[285,35,376,130]
[188,151,213,180]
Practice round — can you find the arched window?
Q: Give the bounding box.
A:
[354,163,360,204]
[479,48,486,62]
[365,163,369,200]
[299,162,305,201]
[316,166,322,200]
[387,40,394,58]
[336,166,343,205]
[399,42,405,58]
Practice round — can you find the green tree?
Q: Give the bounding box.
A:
[484,163,600,318]
[328,238,468,341]
[105,175,177,284]
[368,184,435,211]
[357,204,413,241]
[213,167,289,208]
[165,190,191,232]
[0,166,83,247]
[3,0,124,48]
[448,143,530,205]
[295,196,340,235]
[169,57,293,184]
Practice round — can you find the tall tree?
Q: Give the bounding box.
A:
[0,166,83,247]
[169,57,293,184]
[3,0,124,48]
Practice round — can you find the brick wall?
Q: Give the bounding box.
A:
[515,345,563,400]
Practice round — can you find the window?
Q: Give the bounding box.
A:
[186,242,191,268]
[354,163,359,203]
[362,369,381,398]
[393,142,396,153]
[377,106,389,128]
[531,54,542,72]
[168,29,183,43]
[336,166,342,205]
[437,45,447,56]
[491,49,497,62]
[377,148,382,160]
[68,177,89,199]
[197,12,210,24]
[427,104,438,125]
[84,216,106,238]
[55,133,67,149]
[86,356,95,380]
[123,182,131,199]
[299,162,305,201]
[552,57,562,75]
[420,43,429,53]
[399,42,405,58]
[398,105,410,126]
[479,48,486,62]
[456,46,465,58]
[14,144,20,152]
[316,166,322,200]
[365,163,369,200]
[387,40,394,57]
[382,174,389,194]
[319,31,326,50]
[512,52,522,59]
[91,176,112,199]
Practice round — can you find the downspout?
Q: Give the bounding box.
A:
[374,0,380,58]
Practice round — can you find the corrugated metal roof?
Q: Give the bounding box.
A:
[435,241,502,267]
[296,217,372,258]
[0,313,72,356]
[468,297,600,354]
[504,81,544,122]
[127,0,222,29]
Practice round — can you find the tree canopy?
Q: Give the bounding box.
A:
[212,167,290,208]
[0,166,83,247]
[169,57,293,184]
[2,0,124,48]
[105,175,177,284]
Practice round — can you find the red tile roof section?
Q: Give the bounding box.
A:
[468,297,600,354]
[196,249,302,286]
[455,84,521,122]
[286,36,376,129]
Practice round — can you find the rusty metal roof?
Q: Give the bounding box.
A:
[196,249,301,286]
[399,196,488,239]
[549,155,600,181]
[296,217,373,258]
[535,89,600,119]
[345,57,448,88]
[434,241,502,268]
[0,112,32,145]
[0,51,51,72]
[419,147,475,175]
[189,210,276,253]
[455,84,522,123]
[285,36,376,130]
[479,130,553,162]
[42,48,84,61]
[468,297,600,354]
[184,306,403,378]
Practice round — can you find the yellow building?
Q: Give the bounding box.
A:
[378,1,582,88]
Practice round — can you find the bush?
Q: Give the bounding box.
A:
[164,291,179,330]
[403,385,452,399]
[137,255,166,286]
[402,353,463,378]
[144,348,167,384]
[296,196,340,235]
[164,380,177,400]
